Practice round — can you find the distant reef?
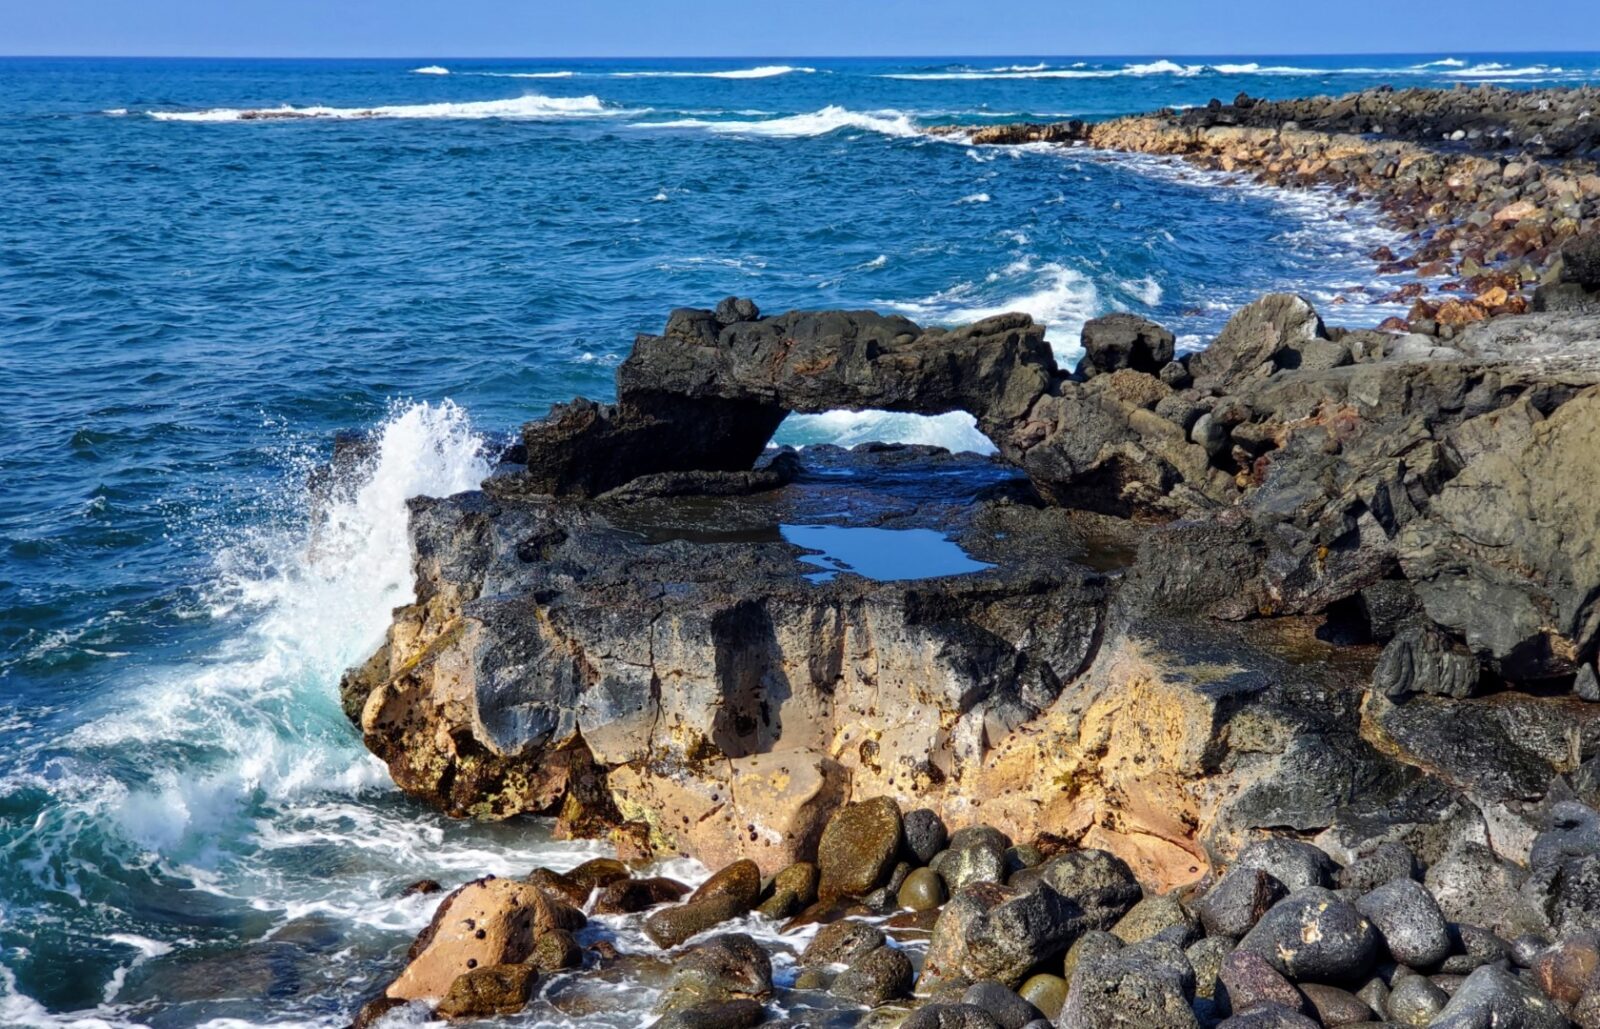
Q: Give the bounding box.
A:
[340,84,1600,1028]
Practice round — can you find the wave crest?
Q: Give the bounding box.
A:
[148,93,627,122]
[634,105,922,139]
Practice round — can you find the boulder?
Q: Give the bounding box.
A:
[1079,314,1178,378]
[1188,294,1328,393]
[800,920,885,968]
[434,964,537,1019]
[1424,844,1550,939]
[818,797,903,898]
[937,827,1013,893]
[922,881,1083,989]
[656,934,774,1014]
[1386,973,1450,1025]
[899,867,949,911]
[1428,964,1569,1029]
[904,808,951,866]
[755,862,818,920]
[644,860,762,949]
[1219,948,1305,1014]
[387,877,583,1002]
[1021,850,1142,931]
[593,876,691,915]
[1237,888,1379,983]
[1354,878,1451,969]
[1060,943,1200,1028]
[1197,867,1288,939]
[963,979,1047,1029]
[1233,838,1338,892]
[832,945,914,1006]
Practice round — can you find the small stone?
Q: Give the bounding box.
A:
[936,826,1011,892]
[593,876,690,915]
[899,867,948,911]
[1062,944,1200,1029]
[1063,929,1123,982]
[800,919,885,968]
[1336,842,1421,894]
[1198,867,1288,939]
[1113,893,1200,946]
[1017,973,1069,1020]
[1387,972,1450,1025]
[1187,936,1232,1001]
[962,979,1046,1029]
[1234,838,1338,892]
[1530,931,1600,1005]
[1297,983,1372,1025]
[903,808,950,866]
[1220,948,1305,1014]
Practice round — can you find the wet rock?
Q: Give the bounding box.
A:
[963,979,1045,1029]
[1428,964,1569,1028]
[832,945,915,1006]
[654,999,767,1029]
[1298,982,1372,1025]
[756,862,818,920]
[1355,878,1451,969]
[387,877,583,1002]
[1386,972,1449,1025]
[1234,838,1338,892]
[899,867,948,912]
[1017,973,1070,1020]
[593,876,691,915]
[1238,888,1379,983]
[657,934,774,1014]
[567,857,630,894]
[399,879,442,898]
[863,860,916,914]
[435,963,538,1019]
[1061,943,1200,1029]
[527,928,582,972]
[525,867,588,908]
[1198,867,1289,939]
[350,996,413,1028]
[818,797,903,898]
[1079,313,1178,378]
[1220,948,1307,1014]
[801,920,885,967]
[904,809,951,866]
[922,881,1083,989]
[1336,842,1421,894]
[644,861,762,949]
[936,827,1012,893]
[1514,934,1555,968]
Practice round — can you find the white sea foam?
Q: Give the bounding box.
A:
[879,57,1567,80]
[633,105,922,138]
[1119,275,1164,307]
[610,65,816,79]
[780,410,996,454]
[148,93,627,122]
[471,70,577,79]
[957,192,992,204]
[888,258,1100,363]
[1443,62,1565,78]
[409,65,449,75]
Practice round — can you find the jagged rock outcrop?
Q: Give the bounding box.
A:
[342,294,1600,890]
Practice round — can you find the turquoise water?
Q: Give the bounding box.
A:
[3,53,1598,1026]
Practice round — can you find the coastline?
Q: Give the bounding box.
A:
[338,83,1600,1029]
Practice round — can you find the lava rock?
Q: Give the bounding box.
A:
[1234,838,1339,892]
[801,920,885,967]
[936,826,1012,893]
[593,876,691,915]
[644,861,762,949]
[1297,982,1373,1025]
[1238,888,1379,983]
[654,999,767,1029]
[922,881,1083,988]
[1079,313,1178,378]
[901,1004,1003,1029]
[832,945,915,1006]
[435,964,538,1019]
[903,809,951,866]
[1113,894,1200,946]
[1386,973,1450,1025]
[963,979,1046,1029]
[1019,849,1142,931]
[1424,844,1550,939]
[1428,964,1569,1028]
[1220,948,1306,1014]
[1061,943,1200,1028]
[1198,867,1289,939]
[1355,878,1451,969]
[657,934,774,1014]
[1337,842,1422,894]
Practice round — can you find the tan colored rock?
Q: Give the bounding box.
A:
[387,877,582,1002]
[608,749,848,875]
[1493,199,1540,224]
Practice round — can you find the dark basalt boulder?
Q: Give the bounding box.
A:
[1078,313,1177,379]
[1237,888,1380,983]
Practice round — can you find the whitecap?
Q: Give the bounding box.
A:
[471,70,577,79]
[779,410,996,454]
[957,192,991,204]
[610,65,815,79]
[632,105,922,139]
[148,93,629,122]
[889,258,1101,362]
[409,65,449,75]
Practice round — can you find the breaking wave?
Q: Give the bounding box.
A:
[610,65,816,79]
[633,104,923,138]
[148,93,628,122]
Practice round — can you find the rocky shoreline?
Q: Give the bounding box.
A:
[938,86,1600,332]
[340,87,1600,1029]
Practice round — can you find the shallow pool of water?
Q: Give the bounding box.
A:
[780,524,994,582]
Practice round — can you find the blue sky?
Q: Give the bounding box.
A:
[6,0,1599,58]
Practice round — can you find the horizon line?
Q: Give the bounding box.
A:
[3,48,1597,61]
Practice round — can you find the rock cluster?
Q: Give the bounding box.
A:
[357,792,1600,1028]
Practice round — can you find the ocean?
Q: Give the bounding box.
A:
[2,52,1598,1027]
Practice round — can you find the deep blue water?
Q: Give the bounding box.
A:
[3,53,1598,1026]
